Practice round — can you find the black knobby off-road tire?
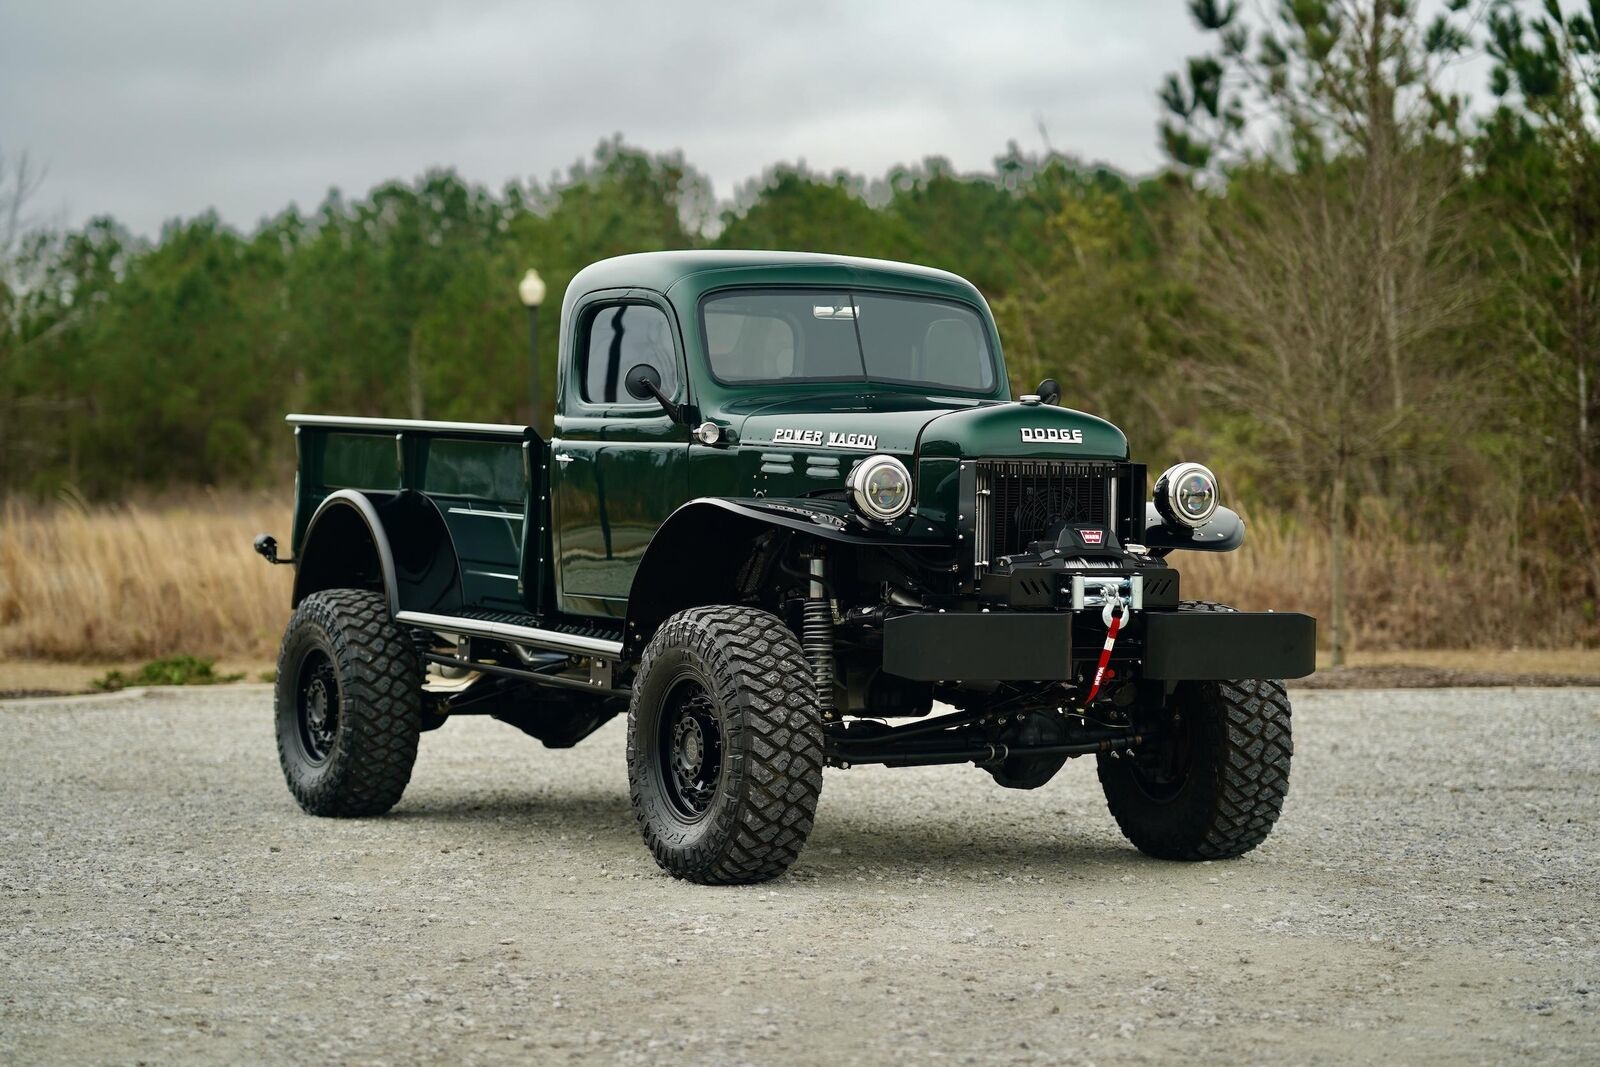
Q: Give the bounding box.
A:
[1098,600,1292,860]
[627,606,825,885]
[275,589,422,817]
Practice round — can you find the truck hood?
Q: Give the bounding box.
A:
[731,394,1127,460]
[917,401,1127,460]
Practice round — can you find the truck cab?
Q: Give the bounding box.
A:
[546,252,1014,618]
[260,250,1314,885]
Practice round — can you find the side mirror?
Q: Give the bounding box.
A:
[624,363,683,422]
[624,363,661,401]
[1037,378,1061,406]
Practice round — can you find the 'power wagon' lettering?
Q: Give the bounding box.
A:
[773,428,879,450]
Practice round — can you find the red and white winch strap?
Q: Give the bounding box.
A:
[1083,606,1123,704]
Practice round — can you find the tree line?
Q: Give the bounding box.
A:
[1,0,1597,656]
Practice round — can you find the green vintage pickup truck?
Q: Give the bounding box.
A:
[256,250,1314,884]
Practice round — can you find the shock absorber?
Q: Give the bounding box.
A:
[802,548,837,720]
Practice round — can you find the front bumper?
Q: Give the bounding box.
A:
[883,608,1316,683]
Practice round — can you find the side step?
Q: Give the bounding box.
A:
[395,610,624,660]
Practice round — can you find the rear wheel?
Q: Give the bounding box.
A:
[1098,604,1292,859]
[627,606,825,885]
[275,589,422,816]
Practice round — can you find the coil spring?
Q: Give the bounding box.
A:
[802,595,836,719]
[410,627,438,666]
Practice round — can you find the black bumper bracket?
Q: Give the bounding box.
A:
[881,608,1316,683]
[883,612,1074,681]
[1142,610,1316,680]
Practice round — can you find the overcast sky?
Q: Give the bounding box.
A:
[0,2,1212,237]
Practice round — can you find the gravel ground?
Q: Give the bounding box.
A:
[1298,666,1600,689]
[1,686,1595,1066]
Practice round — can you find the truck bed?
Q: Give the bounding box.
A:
[288,413,553,620]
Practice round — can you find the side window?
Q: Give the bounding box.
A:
[579,304,679,406]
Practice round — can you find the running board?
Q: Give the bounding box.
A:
[395,610,624,660]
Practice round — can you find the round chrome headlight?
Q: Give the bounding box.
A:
[847,454,912,523]
[1154,462,1219,528]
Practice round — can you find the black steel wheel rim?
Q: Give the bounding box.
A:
[296,649,340,764]
[1129,699,1194,802]
[657,675,724,821]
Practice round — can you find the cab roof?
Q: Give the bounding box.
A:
[564,250,986,313]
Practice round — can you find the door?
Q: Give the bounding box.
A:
[551,296,690,617]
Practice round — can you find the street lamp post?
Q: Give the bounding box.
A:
[518,268,547,432]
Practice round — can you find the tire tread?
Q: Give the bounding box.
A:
[275,589,421,817]
[627,606,824,885]
[1098,600,1292,860]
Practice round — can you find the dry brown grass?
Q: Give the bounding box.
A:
[0,494,292,662]
[1183,508,1598,650]
[1,494,1592,664]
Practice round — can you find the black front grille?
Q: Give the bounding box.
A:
[975,459,1114,566]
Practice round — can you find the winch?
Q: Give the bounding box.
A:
[1069,573,1144,623]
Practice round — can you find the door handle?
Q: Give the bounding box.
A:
[555,453,576,465]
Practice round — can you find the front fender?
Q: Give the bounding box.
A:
[686,497,937,547]
[1142,503,1245,554]
[621,497,942,658]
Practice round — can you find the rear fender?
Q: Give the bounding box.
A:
[292,489,463,615]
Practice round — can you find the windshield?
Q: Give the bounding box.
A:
[702,288,996,393]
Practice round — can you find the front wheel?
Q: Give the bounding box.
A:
[1098,677,1292,860]
[627,606,825,885]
